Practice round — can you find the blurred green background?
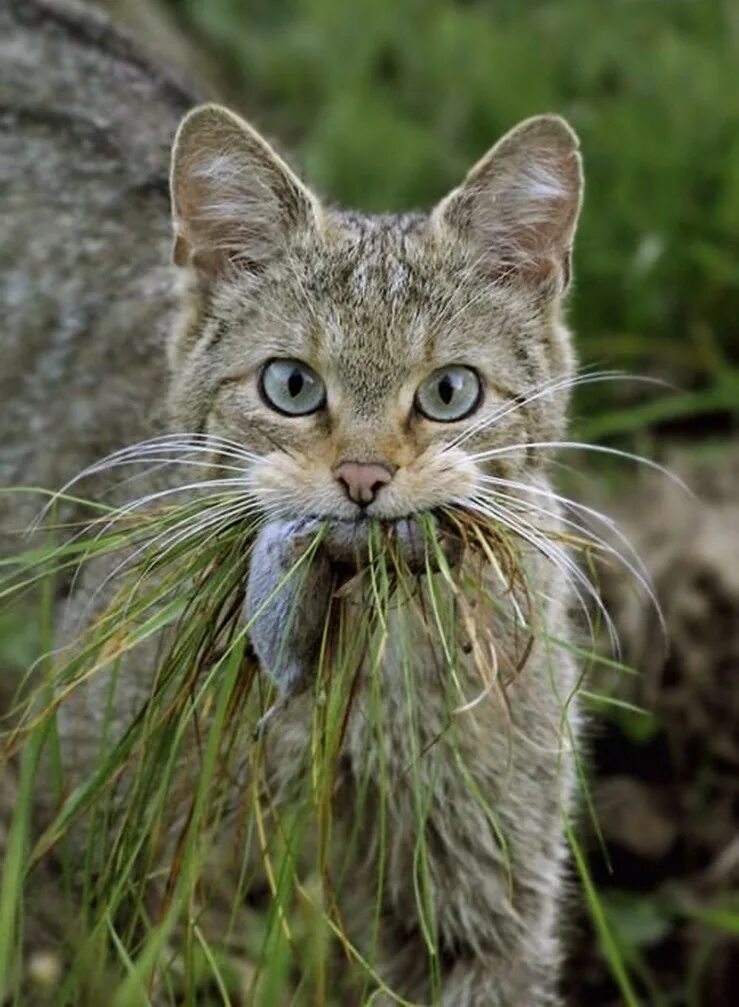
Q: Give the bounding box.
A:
[167,0,739,442]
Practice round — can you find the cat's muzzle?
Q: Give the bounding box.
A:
[290,513,462,576]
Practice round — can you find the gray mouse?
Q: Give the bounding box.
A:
[244,516,457,733]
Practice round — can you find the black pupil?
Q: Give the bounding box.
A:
[287,369,305,398]
[438,374,455,405]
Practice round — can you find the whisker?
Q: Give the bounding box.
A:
[29,433,262,533]
[122,499,262,598]
[56,479,258,598]
[476,474,658,600]
[144,498,262,569]
[62,490,252,609]
[469,440,693,494]
[475,483,662,631]
[466,495,619,654]
[93,478,256,529]
[67,433,260,472]
[443,366,609,450]
[79,454,253,485]
[448,369,669,451]
[74,495,262,633]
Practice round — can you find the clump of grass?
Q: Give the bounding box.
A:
[0,442,649,1004]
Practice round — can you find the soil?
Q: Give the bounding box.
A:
[565,442,739,1006]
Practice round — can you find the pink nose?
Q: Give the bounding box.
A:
[334,461,394,506]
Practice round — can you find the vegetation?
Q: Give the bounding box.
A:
[1,472,611,1004]
[2,0,737,1003]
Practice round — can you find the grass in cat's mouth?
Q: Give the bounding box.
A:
[310,509,462,577]
[0,472,618,1002]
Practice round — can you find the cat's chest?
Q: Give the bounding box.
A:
[264,559,547,797]
[338,586,524,777]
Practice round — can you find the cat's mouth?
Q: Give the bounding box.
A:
[315,511,462,574]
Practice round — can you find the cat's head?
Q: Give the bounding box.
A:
[168,104,582,522]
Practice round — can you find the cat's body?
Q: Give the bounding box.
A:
[1,3,584,1003]
[256,522,575,1006]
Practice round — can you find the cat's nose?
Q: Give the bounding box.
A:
[334,461,394,507]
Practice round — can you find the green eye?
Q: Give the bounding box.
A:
[415,365,482,422]
[260,358,326,416]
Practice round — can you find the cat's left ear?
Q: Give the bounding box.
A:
[433,115,583,295]
[170,104,322,281]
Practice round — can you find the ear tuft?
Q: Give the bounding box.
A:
[170,104,321,281]
[434,114,583,293]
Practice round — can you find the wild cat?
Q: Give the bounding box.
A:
[167,104,583,1005]
[1,4,585,998]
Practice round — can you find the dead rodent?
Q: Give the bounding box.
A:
[244,515,462,732]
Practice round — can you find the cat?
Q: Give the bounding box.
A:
[1,3,584,1002]
[166,102,583,1005]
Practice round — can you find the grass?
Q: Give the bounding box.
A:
[0,468,630,1005]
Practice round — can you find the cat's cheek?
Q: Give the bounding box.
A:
[415,447,480,505]
[207,386,303,458]
[207,387,263,442]
[370,453,478,519]
[247,452,356,520]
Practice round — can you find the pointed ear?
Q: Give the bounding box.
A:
[170,104,321,280]
[433,115,583,294]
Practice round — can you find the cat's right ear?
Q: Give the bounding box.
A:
[170,104,322,281]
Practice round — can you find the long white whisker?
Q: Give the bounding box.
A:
[29,433,262,533]
[58,481,258,602]
[63,453,250,522]
[63,490,251,607]
[476,474,661,615]
[446,368,611,450]
[466,495,597,626]
[68,447,257,483]
[471,440,693,494]
[120,498,262,602]
[90,431,260,458]
[467,495,619,654]
[90,478,256,538]
[475,484,663,632]
[467,494,601,650]
[74,496,262,632]
[143,498,262,572]
[449,370,670,451]
[64,458,253,509]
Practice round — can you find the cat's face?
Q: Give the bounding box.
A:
[169,106,582,523]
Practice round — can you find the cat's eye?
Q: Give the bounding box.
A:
[260,358,326,416]
[415,365,482,422]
